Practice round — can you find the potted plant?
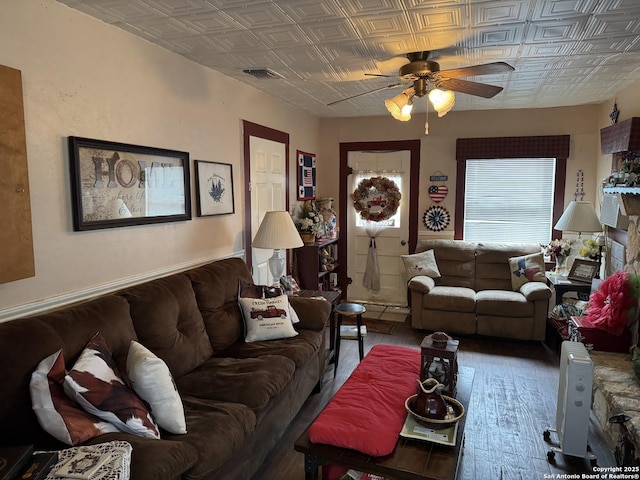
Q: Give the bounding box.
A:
[294,201,324,244]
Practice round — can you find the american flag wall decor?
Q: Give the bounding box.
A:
[297,150,316,200]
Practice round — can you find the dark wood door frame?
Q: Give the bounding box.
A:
[338,140,421,295]
[242,120,290,271]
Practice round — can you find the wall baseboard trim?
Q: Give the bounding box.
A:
[0,250,245,323]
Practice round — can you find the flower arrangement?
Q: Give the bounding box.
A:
[579,239,601,260]
[542,239,573,259]
[294,201,324,236]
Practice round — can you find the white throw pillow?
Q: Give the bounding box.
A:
[238,294,299,342]
[288,303,301,324]
[401,249,441,279]
[126,341,187,434]
[508,252,546,290]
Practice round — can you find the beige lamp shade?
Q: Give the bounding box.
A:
[252,211,304,249]
[554,201,602,234]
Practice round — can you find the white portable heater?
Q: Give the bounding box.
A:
[544,341,596,465]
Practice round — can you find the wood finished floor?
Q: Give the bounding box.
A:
[252,318,616,480]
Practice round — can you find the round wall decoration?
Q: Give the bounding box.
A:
[423,205,450,231]
[351,176,401,222]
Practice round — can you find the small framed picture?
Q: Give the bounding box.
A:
[568,259,599,283]
[194,161,235,216]
[297,150,316,200]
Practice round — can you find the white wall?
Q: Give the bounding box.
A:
[0,0,319,318]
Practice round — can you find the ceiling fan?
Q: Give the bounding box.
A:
[327,51,515,109]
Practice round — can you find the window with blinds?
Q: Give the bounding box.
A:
[463,158,556,244]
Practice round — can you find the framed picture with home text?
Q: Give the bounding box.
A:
[68,136,191,231]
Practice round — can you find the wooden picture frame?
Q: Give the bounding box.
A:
[568,259,599,283]
[68,136,191,231]
[297,150,316,200]
[194,160,235,216]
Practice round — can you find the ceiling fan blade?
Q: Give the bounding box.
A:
[437,62,514,79]
[364,73,395,78]
[437,78,504,98]
[327,83,402,106]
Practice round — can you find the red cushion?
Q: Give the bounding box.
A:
[308,345,420,456]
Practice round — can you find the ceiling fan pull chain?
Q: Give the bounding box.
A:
[424,96,429,135]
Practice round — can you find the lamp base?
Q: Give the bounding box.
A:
[268,249,285,287]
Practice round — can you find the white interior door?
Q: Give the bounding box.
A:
[347,150,411,306]
[250,136,286,285]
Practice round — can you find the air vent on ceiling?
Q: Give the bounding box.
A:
[243,68,284,79]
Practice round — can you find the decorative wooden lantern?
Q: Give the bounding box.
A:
[420,331,459,397]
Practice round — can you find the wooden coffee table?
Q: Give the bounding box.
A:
[294,366,474,480]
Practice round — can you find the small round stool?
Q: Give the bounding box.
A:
[334,302,366,377]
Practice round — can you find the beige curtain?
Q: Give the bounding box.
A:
[362,221,387,292]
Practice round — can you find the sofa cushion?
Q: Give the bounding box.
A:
[401,249,441,279]
[30,349,119,445]
[64,333,160,439]
[126,340,187,435]
[119,274,213,378]
[44,295,138,370]
[163,396,257,480]
[238,295,299,342]
[176,355,295,411]
[218,329,323,368]
[476,242,542,291]
[417,240,476,289]
[476,290,533,317]
[422,286,476,313]
[186,258,255,353]
[508,252,546,290]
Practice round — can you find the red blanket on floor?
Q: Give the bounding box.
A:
[308,344,421,456]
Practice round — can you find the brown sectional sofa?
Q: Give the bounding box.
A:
[0,257,331,480]
[408,240,552,341]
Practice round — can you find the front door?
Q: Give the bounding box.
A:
[347,150,411,306]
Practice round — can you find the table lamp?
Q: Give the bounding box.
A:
[554,201,602,241]
[252,211,304,286]
[554,201,603,274]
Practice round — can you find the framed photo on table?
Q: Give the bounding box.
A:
[568,259,599,283]
[68,137,191,231]
[194,161,235,216]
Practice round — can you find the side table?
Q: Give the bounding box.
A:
[545,272,592,351]
[545,272,592,306]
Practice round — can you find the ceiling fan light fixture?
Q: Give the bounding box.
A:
[428,88,455,117]
[385,92,412,121]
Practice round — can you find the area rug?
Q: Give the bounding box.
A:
[342,317,399,335]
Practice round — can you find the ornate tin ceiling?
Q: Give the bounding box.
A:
[56,0,640,117]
